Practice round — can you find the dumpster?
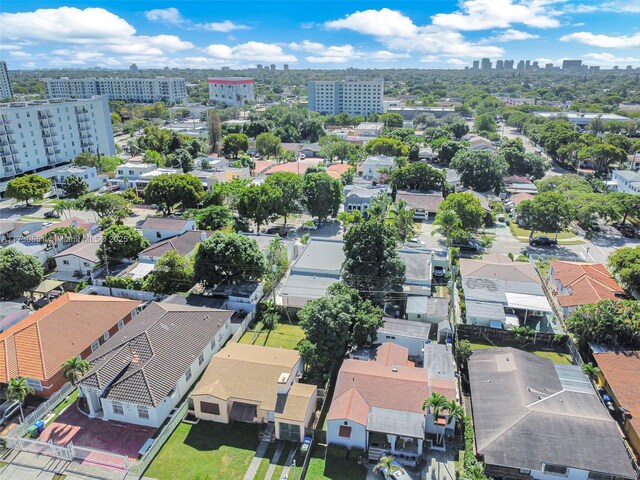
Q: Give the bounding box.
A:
[28,425,39,438]
[35,420,45,432]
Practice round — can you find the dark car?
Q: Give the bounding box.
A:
[451,240,481,252]
[44,210,61,219]
[265,226,289,237]
[529,236,558,246]
[0,400,21,427]
[613,223,636,238]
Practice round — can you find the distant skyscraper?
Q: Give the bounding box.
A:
[0,61,13,100]
[588,66,600,73]
[270,64,276,71]
[472,60,480,70]
[283,64,289,71]
[257,64,263,70]
[495,60,504,70]
[480,58,492,70]
[562,60,582,71]
[504,60,514,70]
[129,63,139,75]
[516,60,525,70]
[532,61,539,69]
[308,77,384,116]
[525,60,531,70]
[613,66,619,70]
[44,77,187,103]
[545,63,554,69]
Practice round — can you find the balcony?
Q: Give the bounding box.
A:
[37,111,53,120]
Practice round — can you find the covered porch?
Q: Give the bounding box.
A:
[367,408,425,465]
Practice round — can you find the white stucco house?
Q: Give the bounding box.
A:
[141,217,197,244]
[51,236,101,282]
[362,155,395,180]
[54,165,104,195]
[77,302,233,429]
[609,170,640,195]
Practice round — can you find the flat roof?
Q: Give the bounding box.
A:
[379,318,432,339]
[292,239,345,274]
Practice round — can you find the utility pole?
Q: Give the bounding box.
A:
[104,247,113,296]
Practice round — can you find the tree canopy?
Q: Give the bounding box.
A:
[302,172,342,221]
[437,192,486,233]
[144,173,204,214]
[6,174,50,206]
[566,300,640,351]
[265,171,303,225]
[0,248,44,299]
[236,183,282,232]
[451,150,506,193]
[516,191,573,237]
[222,133,249,159]
[143,251,193,294]
[255,132,281,158]
[186,205,233,231]
[61,175,89,199]
[391,163,447,194]
[608,246,640,293]
[98,224,150,261]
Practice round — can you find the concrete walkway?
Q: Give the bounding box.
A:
[278,445,298,480]
[243,439,273,480]
[425,451,456,480]
[263,442,284,480]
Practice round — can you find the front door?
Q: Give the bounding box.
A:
[278,422,301,442]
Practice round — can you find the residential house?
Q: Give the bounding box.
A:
[111,162,156,190]
[468,348,637,480]
[418,147,437,161]
[138,230,211,262]
[51,236,101,282]
[625,154,640,172]
[31,217,95,242]
[134,167,179,195]
[77,303,233,428]
[502,175,538,195]
[399,248,448,295]
[343,185,389,215]
[54,166,104,194]
[253,160,275,176]
[592,348,640,460]
[548,261,624,318]
[326,163,352,180]
[445,169,462,192]
[300,143,322,158]
[191,343,317,442]
[460,255,553,331]
[504,192,534,214]
[609,170,640,195]
[354,122,384,138]
[202,166,250,188]
[465,135,497,153]
[0,293,140,397]
[396,191,443,220]
[327,342,457,460]
[141,217,197,244]
[362,155,395,181]
[279,238,345,308]
[377,318,437,359]
[405,296,449,323]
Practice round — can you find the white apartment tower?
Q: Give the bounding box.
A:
[0,62,13,101]
[307,77,384,116]
[208,78,255,106]
[43,77,187,103]
[0,96,115,190]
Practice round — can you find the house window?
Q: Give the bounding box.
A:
[198,353,205,366]
[137,405,150,419]
[112,403,124,415]
[588,474,613,480]
[63,260,70,265]
[338,425,352,438]
[200,401,220,415]
[103,331,110,341]
[90,340,100,352]
[185,367,192,382]
[543,464,568,476]
[117,319,125,330]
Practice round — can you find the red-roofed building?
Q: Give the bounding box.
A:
[31,217,95,241]
[327,343,457,456]
[253,160,274,176]
[549,261,624,317]
[326,163,352,180]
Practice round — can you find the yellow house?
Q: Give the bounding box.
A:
[190,343,317,442]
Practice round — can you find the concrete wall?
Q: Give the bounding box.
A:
[54,254,97,276]
[327,419,367,450]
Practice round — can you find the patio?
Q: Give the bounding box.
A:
[38,401,156,459]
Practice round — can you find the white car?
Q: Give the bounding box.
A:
[299,153,306,159]
[302,221,317,231]
[407,236,425,245]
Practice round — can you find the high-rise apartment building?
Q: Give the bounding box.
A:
[562,60,583,71]
[129,63,139,75]
[308,77,384,116]
[0,96,115,189]
[472,60,480,70]
[481,58,492,70]
[0,62,13,101]
[43,77,187,103]
[504,60,515,70]
[208,77,255,106]
[516,60,525,70]
[495,60,504,70]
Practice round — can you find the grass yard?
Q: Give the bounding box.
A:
[144,421,261,480]
[44,389,79,427]
[536,260,551,280]
[305,446,367,480]
[508,224,583,244]
[467,341,573,365]
[239,322,305,350]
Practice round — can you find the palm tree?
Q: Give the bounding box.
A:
[581,362,601,382]
[6,377,34,423]
[422,392,450,444]
[432,209,461,246]
[446,400,466,435]
[52,199,74,219]
[366,196,390,221]
[389,199,416,243]
[62,356,90,387]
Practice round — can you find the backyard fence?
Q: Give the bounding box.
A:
[8,382,75,438]
[456,323,567,346]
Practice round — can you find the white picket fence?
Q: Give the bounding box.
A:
[8,382,75,438]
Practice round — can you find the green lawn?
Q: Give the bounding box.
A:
[467,341,573,364]
[254,442,278,480]
[45,389,79,427]
[239,323,305,350]
[305,446,367,480]
[145,421,261,480]
[536,260,551,280]
[509,224,580,243]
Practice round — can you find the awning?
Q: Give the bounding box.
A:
[504,292,552,313]
[230,402,257,422]
[29,279,64,294]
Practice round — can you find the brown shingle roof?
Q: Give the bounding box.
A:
[141,216,191,230]
[275,382,317,423]
[550,261,623,307]
[139,230,211,259]
[375,343,410,366]
[0,293,140,382]
[396,191,444,212]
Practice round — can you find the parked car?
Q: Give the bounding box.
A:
[265,226,289,237]
[106,184,120,192]
[452,240,482,252]
[406,236,425,246]
[379,460,412,480]
[299,153,306,159]
[433,266,446,277]
[0,400,21,427]
[529,236,558,246]
[44,210,61,219]
[302,221,318,231]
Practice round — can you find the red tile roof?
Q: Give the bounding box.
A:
[594,350,640,445]
[550,261,623,307]
[32,217,93,241]
[0,293,140,382]
[265,162,313,175]
[509,192,535,206]
[375,343,410,366]
[253,160,274,175]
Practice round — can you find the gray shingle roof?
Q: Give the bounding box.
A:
[139,230,211,258]
[79,303,233,407]
[367,407,425,438]
[141,216,191,230]
[468,348,637,478]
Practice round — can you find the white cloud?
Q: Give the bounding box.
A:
[431,0,563,30]
[566,1,640,13]
[486,29,540,42]
[325,8,418,37]
[145,8,184,25]
[561,31,640,48]
[145,7,249,31]
[206,42,297,62]
[290,40,408,64]
[583,52,640,66]
[198,20,250,32]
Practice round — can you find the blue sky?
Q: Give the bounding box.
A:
[1,1,639,70]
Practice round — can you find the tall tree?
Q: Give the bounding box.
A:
[302,172,342,222]
[451,150,506,192]
[193,232,265,287]
[578,144,626,178]
[144,251,194,294]
[76,193,130,220]
[186,205,233,231]
[62,357,90,386]
[566,300,640,351]
[342,219,406,305]
[432,209,462,246]
[364,137,407,157]
[6,174,50,206]
[222,133,249,159]
[516,192,574,238]
[98,224,150,261]
[255,132,282,158]
[236,183,282,232]
[6,377,34,422]
[474,113,497,134]
[61,175,89,199]
[0,248,44,299]
[389,199,416,243]
[265,172,303,225]
[391,162,447,194]
[144,173,204,214]
[608,246,640,293]
[437,193,485,233]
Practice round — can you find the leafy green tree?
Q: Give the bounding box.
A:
[265,172,303,225]
[243,120,271,138]
[391,162,447,194]
[436,141,465,164]
[342,219,406,305]
[448,121,470,140]
[76,193,130,220]
[389,200,416,243]
[454,339,473,367]
[451,150,506,192]
[438,193,485,233]
[207,110,222,153]
[41,226,86,253]
[379,113,404,128]
[62,357,90,386]
[222,133,249,159]
[516,192,574,238]
[432,209,462,246]
[302,172,343,221]
[61,175,88,199]
[186,205,233,231]
[608,192,640,226]
[6,377,34,422]
[413,113,439,128]
[566,300,640,351]
[578,143,627,178]
[299,117,325,142]
[236,183,282,232]
[98,224,150,261]
[167,148,194,173]
[319,137,357,163]
[255,132,282,158]
[73,152,99,168]
[144,173,204,214]
[474,113,497,134]
[144,251,194,294]
[364,138,408,157]
[509,153,549,180]
[143,149,164,167]
[6,174,50,206]
[609,246,640,293]
[193,232,265,287]
[0,248,44,299]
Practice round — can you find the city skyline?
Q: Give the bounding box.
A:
[1,1,639,70]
